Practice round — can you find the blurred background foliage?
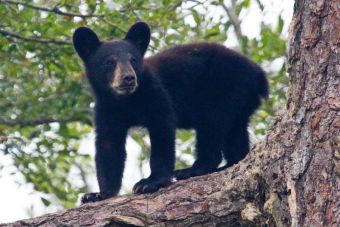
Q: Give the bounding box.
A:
[0,0,289,215]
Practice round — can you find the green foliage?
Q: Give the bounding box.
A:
[0,0,289,212]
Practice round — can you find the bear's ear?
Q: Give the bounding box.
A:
[125,22,150,56]
[73,27,101,62]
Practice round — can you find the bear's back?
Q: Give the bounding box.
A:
[144,42,263,93]
[142,42,266,129]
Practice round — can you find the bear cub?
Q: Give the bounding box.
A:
[73,22,268,203]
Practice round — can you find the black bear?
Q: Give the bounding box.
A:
[73,22,268,203]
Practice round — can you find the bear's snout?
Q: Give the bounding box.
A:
[122,74,136,86]
[110,63,138,96]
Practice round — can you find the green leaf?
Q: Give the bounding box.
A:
[277,15,284,34]
[41,197,51,207]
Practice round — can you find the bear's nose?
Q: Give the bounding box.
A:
[122,75,136,85]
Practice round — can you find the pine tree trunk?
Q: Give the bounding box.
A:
[2,0,339,226]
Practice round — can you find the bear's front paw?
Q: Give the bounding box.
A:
[81,192,102,204]
[133,177,172,194]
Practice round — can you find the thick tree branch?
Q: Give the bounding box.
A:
[0,0,104,18]
[0,29,72,45]
[0,143,278,226]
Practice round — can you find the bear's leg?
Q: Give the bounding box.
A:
[133,120,175,194]
[81,128,128,203]
[175,126,223,180]
[222,122,250,167]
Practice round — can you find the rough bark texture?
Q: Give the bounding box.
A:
[2,0,339,226]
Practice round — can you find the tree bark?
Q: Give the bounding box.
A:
[2,0,339,226]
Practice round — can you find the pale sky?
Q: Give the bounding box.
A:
[0,0,294,223]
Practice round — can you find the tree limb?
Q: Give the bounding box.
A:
[220,0,243,44]
[0,143,277,226]
[0,0,104,18]
[0,1,127,45]
[0,29,72,45]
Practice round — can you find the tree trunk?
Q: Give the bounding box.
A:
[2,0,339,226]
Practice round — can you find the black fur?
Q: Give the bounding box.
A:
[73,22,268,203]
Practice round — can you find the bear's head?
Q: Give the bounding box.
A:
[73,22,150,96]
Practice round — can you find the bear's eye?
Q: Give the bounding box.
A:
[130,57,137,65]
[104,59,116,67]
